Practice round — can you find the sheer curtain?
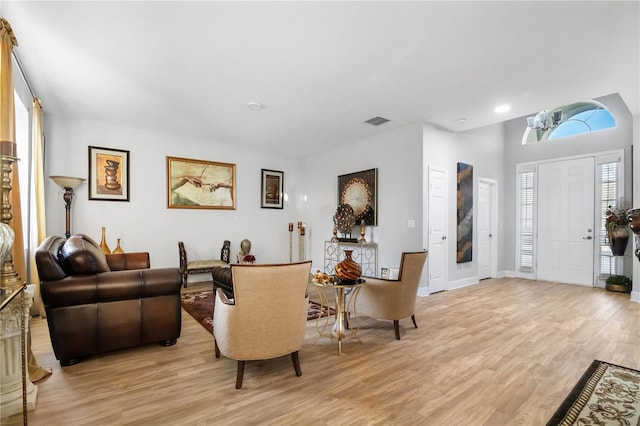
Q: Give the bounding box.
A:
[29,97,46,317]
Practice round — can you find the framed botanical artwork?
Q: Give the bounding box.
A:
[166,156,236,209]
[338,168,378,226]
[261,169,284,209]
[88,146,130,201]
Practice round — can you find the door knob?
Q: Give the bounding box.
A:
[583,236,593,240]
[442,235,446,240]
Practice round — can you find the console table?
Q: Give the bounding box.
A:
[323,241,378,278]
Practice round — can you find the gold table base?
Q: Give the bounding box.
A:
[312,281,364,356]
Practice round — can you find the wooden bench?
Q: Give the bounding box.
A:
[178,241,228,287]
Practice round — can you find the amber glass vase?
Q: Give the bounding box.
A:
[335,249,361,282]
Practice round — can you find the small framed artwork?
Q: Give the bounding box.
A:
[261,169,284,209]
[338,168,378,226]
[167,156,236,209]
[88,146,130,201]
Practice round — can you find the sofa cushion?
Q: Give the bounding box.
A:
[62,234,110,275]
[34,235,68,281]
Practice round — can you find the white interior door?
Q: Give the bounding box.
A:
[428,166,448,293]
[537,157,595,285]
[477,180,494,280]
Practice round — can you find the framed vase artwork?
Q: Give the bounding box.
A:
[166,156,236,209]
[261,169,284,209]
[337,168,378,226]
[88,146,130,201]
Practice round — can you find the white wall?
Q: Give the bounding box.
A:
[632,112,640,302]
[43,118,305,282]
[299,122,425,276]
[42,117,426,284]
[422,122,505,288]
[502,93,635,274]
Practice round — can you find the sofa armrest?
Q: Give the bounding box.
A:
[106,252,150,271]
[41,267,181,308]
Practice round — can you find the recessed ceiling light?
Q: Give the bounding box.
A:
[457,118,467,123]
[247,102,264,111]
[494,104,511,113]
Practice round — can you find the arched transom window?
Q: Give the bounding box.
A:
[522,100,616,144]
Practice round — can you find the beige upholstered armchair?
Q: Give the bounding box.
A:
[213,260,312,389]
[355,251,428,340]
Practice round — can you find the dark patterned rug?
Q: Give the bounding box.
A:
[547,360,640,426]
[181,290,334,335]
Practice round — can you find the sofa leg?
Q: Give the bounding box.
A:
[159,338,177,346]
[214,339,220,358]
[291,351,302,377]
[411,314,418,329]
[236,360,245,389]
[60,358,81,367]
[394,320,400,340]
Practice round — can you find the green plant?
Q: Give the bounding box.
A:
[605,274,632,287]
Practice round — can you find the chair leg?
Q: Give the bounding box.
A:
[182,273,188,288]
[291,351,302,377]
[214,339,220,358]
[411,314,418,329]
[236,361,245,389]
[394,320,401,340]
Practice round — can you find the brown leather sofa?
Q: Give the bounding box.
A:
[35,234,182,366]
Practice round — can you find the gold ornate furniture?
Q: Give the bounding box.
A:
[312,278,365,356]
[324,241,378,277]
[178,241,228,287]
[213,261,311,389]
[355,251,428,340]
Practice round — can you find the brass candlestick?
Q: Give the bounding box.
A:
[288,223,294,262]
[0,142,23,288]
[331,226,338,243]
[359,219,366,243]
[298,222,305,261]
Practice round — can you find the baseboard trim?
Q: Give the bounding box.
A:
[417,287,430,297]
[631,291,640,303]
[448,276,479,291]
[495,270,507,279]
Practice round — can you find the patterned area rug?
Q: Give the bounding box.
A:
[181,290,334,335]
[547,360,640,426]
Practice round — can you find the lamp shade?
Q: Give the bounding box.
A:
[50,175,86,189]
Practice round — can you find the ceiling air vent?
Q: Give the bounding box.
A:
[364,116,390,126]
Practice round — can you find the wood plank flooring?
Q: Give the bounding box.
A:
[23,278,640,425]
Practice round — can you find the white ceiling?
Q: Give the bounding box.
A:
[2,1,639,157]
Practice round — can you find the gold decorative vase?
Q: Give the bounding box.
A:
[113,238,124,254]
[335,249,361,282]
[99,227,111,254]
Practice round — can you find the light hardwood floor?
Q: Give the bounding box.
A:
[24,278,640,425]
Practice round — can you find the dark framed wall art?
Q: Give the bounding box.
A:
[167,156,236,209]
[337,168,378,226]
[88,146,130,201]
[261,169,284,209]
[456,162,473,263]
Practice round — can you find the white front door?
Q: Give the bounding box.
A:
[537,157,595,285]
[477,180,494,280]
[428,166,448,293]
